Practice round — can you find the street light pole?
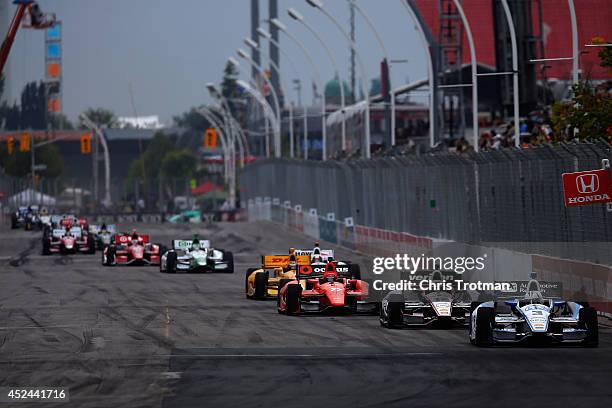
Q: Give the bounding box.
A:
[209,105,246,168]
[352,1,395,147]
[306,0,371,159]
[288,8,346,154]
[399,0,436,148]
[451,0,479,152]
[206,83,248,166]
[271,18,323,160]
[567,0,579,84]
[80,115,112,207]
[257,27,309,159]
[196,107,231,184]
[244,37,294,160]
[500,0,520,148]
[235,49,282,158]
[236,78,280,158]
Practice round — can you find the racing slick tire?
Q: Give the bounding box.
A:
[473,307,494,347]
[11,214,18,229]
[42,239,51,255]
[277,279,293,308]
[245,268,257,298]
[223,251,234,273]
[104,245,116,266]
[381,294,404,328]
[166,251,177,274]
[349,263,361,280]
[579,307,599,347]
[87,236,96,254]
[285,284,302,316]
[254,272,268,299]
[468,302,481,332]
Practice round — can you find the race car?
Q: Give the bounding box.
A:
[11,206,41,230]
[380,270,473,328]
[160,237,234,273]
[277,261,375,315]
[102,231,163,266]
[42,226,95,255]
[24,205,43,230]
[469,279,598,347]
[245,249,311,300]
[89,223,116,250]
[245,243,352,300]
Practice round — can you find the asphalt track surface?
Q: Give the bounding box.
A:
[0,221,611,408]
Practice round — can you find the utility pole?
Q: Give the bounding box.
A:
[349,0,356,103]
[93,128,99,203]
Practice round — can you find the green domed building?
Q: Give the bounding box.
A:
[324,77,353,106]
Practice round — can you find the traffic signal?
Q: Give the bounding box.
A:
[80,133,92,154]
[19,133,30,152]
[204,128,217,148]
[6,136,14,154]
[48,96,61,113]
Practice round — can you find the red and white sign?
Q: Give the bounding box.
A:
[562,168,612,207]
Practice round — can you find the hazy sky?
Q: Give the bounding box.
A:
[7,0,426,125]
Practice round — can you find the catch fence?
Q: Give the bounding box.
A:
[241,141,612,266]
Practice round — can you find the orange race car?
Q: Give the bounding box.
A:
[245,248,310,300]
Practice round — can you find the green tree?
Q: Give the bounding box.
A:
[79,107,117,128]
[160,150,197,178]
[20,81,46,130]
[127,132,175,180]
[0,140,63,178]
[173,106,211,130]
[551,42,612,141]
[221,61,240,115]
[552,82,612,141]
[50,113,74,130]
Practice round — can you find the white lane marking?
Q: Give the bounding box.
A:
[0,325,79,330]
[160,371,182,379]
[159,352,441,358]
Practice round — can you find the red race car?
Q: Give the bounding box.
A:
[42,226,95,255]
[102,231,163,266]
[277,261,376,315]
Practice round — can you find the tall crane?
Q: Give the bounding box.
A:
[0,0,55,75]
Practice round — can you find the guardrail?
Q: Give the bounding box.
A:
[248,197,612,315]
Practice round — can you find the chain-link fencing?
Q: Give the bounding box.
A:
[241,141,612,266]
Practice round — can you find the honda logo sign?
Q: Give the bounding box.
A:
[562,169,612,207]
[575,174,599,194]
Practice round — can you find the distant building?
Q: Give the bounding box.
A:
[117,115,164,129]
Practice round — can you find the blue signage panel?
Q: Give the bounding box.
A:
[46,43,61,59]
[47,23,61,41]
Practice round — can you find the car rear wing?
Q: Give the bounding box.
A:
[69,227,82,238]
[115,234,150,245]
[296,262,352,280]
[262,254,310,268]
[173,239,210,250]
[493,280,564,300]
[90,224,116,234]
[294,249,334,260]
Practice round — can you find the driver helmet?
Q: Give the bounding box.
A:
[287,254,297,270]
[322,262,338,283]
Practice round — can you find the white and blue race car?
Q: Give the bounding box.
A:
[469,279,598,347]
[89,224,116,249]
[160,238,233,273]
